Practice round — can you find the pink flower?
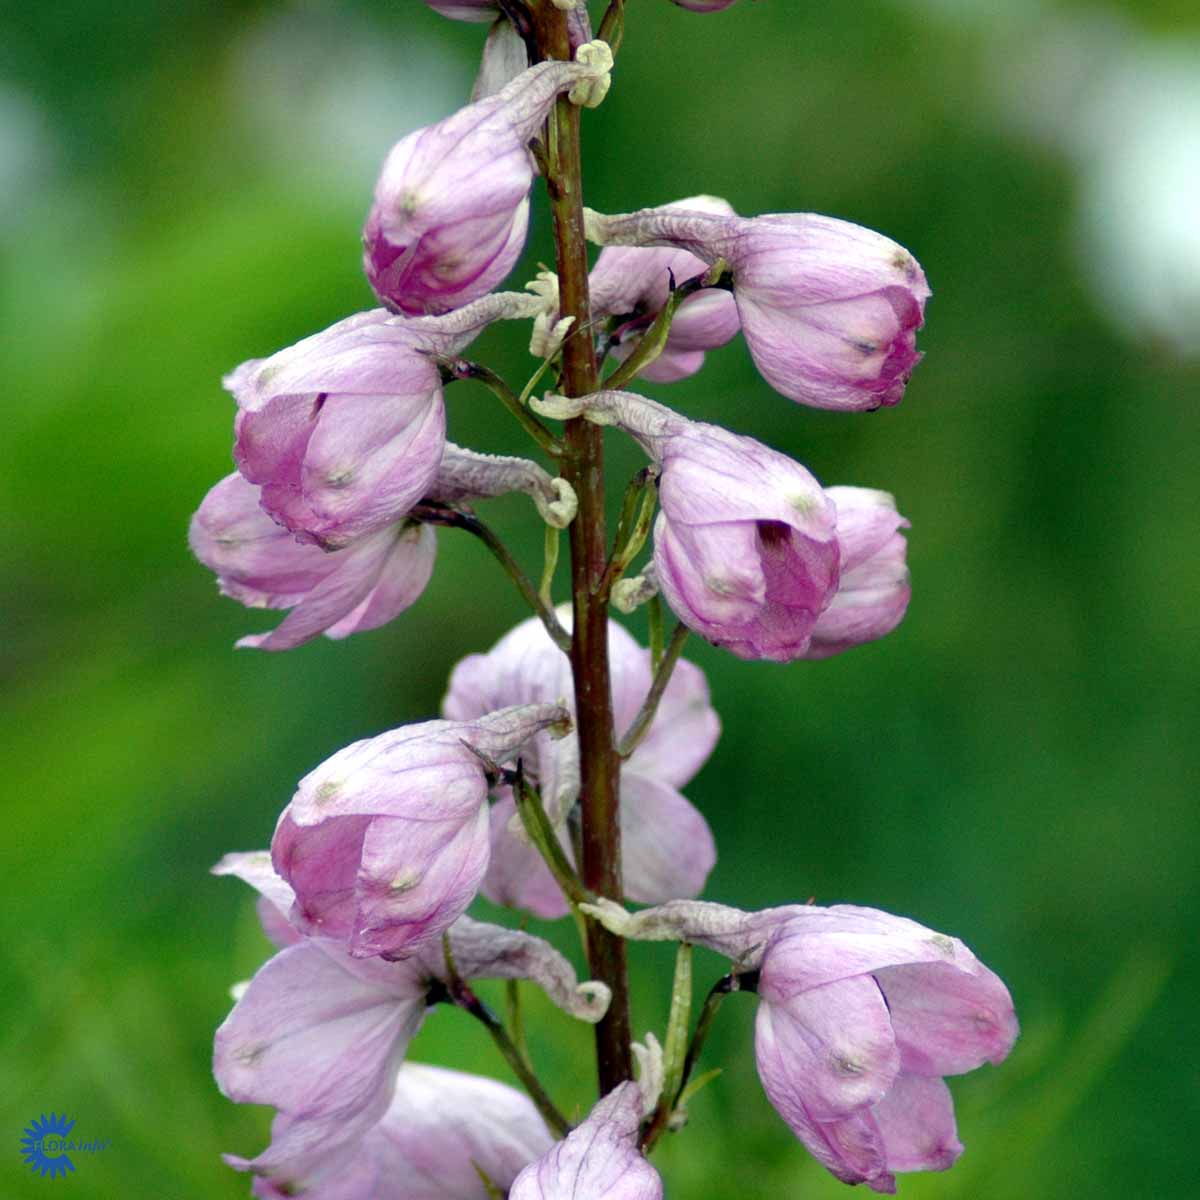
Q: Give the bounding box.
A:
[443,613,719,916]
[537,391,840,662]
[584,204,930,411]
[589,195,740,384]
[805,486,911,659]
[189,473,436,651]
[582,898,1018,1194]
[364,47,612,315]
[248,1063,554,1199]
[509,1083,662,1200]
[269,705,571,958]
[652,423,839,661]
[226,293,540,548]
[213,853,609,1186]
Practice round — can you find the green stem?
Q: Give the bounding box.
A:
[617,621,689,758]
[539,524,561,606]
[512,764,591,910]
[642,969,756,1153]
[596,0,626,56]
[647,595,665,671]
[448,359,563,458]
[411,503,570,652]
[454,983,572,1139]
[597,468,657,599]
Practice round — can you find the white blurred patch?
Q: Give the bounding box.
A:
[227,8,469,199]
[996,12,1200,355]
[0,84,59,229]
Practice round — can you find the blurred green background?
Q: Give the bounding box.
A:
[3,0,1197,1196]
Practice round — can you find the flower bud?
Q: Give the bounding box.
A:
[584,204,930,411]
[227,294,540,548]
[189,474,436,651]
[228,311,445,548]
[540,391,840,661]
[806,486,911,659]
[590,195,740,384]
[270,704,570,958]
[364,49,613,315]
[510,1083,663,1200]
[444,613,718,916]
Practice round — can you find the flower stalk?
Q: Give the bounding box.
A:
[535,1,633,1093]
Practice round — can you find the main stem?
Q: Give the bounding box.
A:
[535,3,633,1093]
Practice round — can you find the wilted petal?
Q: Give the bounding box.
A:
[759,906,997,995]
[298,389,446,547]
[509,1083,662,1200]
[583,206,929,410]
[256,1061,555,1199]
[272,707,568,957]
[365,54,611,315]
[323,523,438,640]
[439,916,611,1023]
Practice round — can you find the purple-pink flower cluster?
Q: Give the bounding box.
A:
[192,4,1014,1197]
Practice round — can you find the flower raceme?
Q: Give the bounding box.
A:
[269,704,571,959]
[363,42,613,316]
[584,202,930,411]
[443,613,720,916]
[583,898,1018,1194]
[213,852,608,1191]
[509,1082,663,1200]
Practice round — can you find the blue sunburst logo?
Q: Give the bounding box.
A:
[20,1113,77,1179]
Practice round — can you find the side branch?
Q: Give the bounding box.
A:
[618,621,689,758]
[412,503,570,652]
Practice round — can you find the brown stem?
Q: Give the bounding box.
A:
[534,2,633,1094]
